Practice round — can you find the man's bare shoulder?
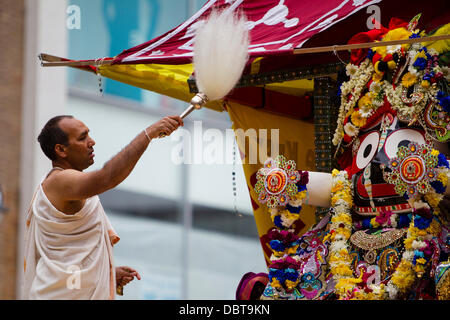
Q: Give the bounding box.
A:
[42,169,88,201]
[43,168,81,187]
[42,169,89,214]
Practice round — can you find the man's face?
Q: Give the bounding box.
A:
[57,118,96,171]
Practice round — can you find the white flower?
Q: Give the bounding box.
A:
[441,66,450,82]
[335,199,351,208]
[269,254,281,261]
[344,122,358,136]
[346,64,358,77]
[288,198,303,207]
[281,213,296,228]
[372,96,385,107]
[408,65,419,76]
[359,104,374,118]
[370,81,382,93]
[412,240,427,250]
[390,214,398,228]
[385,283,398,299]
[330,240,348,254]
[368,284,383,295]
[402,250,414,262]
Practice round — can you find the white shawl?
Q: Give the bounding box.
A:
[22,176,120,300]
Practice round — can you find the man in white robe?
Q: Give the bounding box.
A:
[23,114,183,299]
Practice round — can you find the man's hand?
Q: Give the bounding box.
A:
[116,266,141,287]
[146,116,184,139]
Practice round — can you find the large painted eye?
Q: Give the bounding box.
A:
[356,131,380,170]
[384,129,425,159]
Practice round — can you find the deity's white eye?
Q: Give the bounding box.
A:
[356,131,379,170]
[384,129,425,159]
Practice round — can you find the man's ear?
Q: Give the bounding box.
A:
[54,144,67,159]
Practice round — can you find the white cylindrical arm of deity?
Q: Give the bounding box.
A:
[303,171,333,208]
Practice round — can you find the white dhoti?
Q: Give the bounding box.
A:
[22,178,120,300]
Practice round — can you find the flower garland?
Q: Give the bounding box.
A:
[333,59,374,146]
[328,152,449,300]
[255,155,309,294]
[333,22,450,148]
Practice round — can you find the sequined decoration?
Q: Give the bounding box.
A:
[254,155,300,208]
[423,100,450,142]
[383,142,438,198]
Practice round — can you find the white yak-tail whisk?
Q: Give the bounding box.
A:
[193,9,250,101]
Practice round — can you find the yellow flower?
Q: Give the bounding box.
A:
[294,190,307,201]
[285,279,299,290]
[332,265,354,278]
[382,28,412,42]
[416,258,427,265]
[332,169,340,177]
[431,149,440,157]
[427,219,442,236]
[437,172,448,187]
[331,213,352,225]
[421,80,430,88]
[331,191,353,206]
[331,227,351,241]
[380,27,412,53]
[358,94,372,108]
[331,183,344,193]
[391,261,415,291]
[374,42,387,58]
[335,277,361,297]
[415,50,427,60]
[424,193,442,210]
[281,210,300,221]
[404,237,414,250]
[271,279,282,289]
[401,72,417,88]
[272,250,284,257]
[351,111,368,127]
[415,264,425,274]
[287,245,299,255]
[371,218,380,228]
[372,72,383,83]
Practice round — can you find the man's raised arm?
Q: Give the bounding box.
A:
[47,116,183,202]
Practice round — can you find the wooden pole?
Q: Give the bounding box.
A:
[38,53,113,67]
[293,34,450,55]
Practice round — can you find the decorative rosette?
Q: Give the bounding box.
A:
[254,155,310,296]
[255,155,300,208]
[384,142,438,199]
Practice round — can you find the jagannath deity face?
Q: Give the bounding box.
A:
[346,111,430,215]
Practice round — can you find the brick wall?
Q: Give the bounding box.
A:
[0,0,25,299]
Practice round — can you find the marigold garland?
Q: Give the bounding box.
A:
[329,157,449,299]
